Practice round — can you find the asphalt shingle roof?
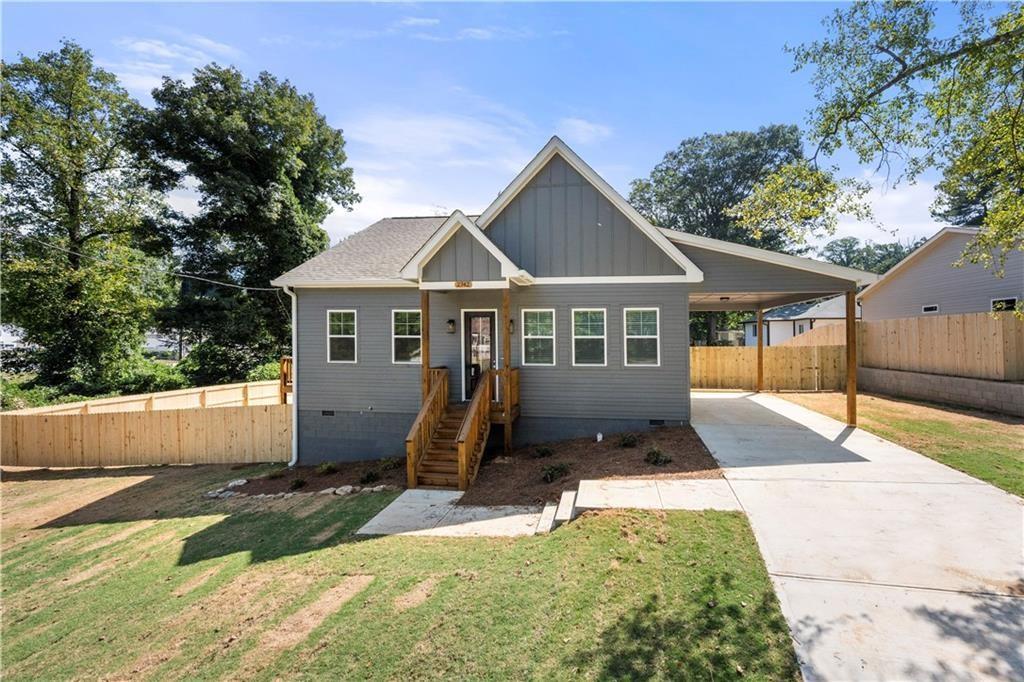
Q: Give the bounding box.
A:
[271,216,453,286]
[756,294,858,321]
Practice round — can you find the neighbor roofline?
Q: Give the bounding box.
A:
[475,136,704,283]
[857,226,976,300]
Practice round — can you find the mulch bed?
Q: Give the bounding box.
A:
[235,458,406,496]
[458,426,722,506]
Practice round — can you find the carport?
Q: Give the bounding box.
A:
[661,229,879,426]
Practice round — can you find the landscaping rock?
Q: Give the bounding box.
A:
[334,485,353,495]
[370,485,387,492]
[317,487,336,495]
[204,491,220,499]
[225,479,247,488]
[217,491,236,499]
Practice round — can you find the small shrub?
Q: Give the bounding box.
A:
[246,360,281,382]
[360,470,381,485]
[532,446,554,459]
[618,433,639,448]
[289,478,307,491]
[264,467,287,480]
[541,463,570,483]
[316,462,339,476]
[377,457,402,471]
[645,447,673,466]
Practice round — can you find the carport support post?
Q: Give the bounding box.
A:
[756,308,764,392]
[845,290,857,426]
[502,286,512,454]
[421,290,430,401]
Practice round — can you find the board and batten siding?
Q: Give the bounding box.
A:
[678,244,857,294]
[486,155,685,278]
[860,231,1024,321]
[421,226,503,282]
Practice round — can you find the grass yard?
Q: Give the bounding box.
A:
[779,391,1024,498]
[1,464,798,681]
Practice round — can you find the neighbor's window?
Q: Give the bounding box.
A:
[921,304,939,314]
[572,308,606,366]
[522,309,555,366]
[624,308,660,366]
[392,310,422,364]
[327,310,356,363]
[992,297,1018,312]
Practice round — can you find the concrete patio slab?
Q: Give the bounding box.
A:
[574,478,741,511]
[357,489,542,537]
[692,391,1024,681]
[656,479,742,510]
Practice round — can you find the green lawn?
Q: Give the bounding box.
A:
[780,391,1024,498]
[1,464,798,680]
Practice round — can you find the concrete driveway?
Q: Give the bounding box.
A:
[692,392,1023,681]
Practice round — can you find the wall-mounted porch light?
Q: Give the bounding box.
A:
[446,319,456,334]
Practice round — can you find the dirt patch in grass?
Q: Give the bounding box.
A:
[459,426,721,506]
[235,459,405,496]
[258,575,374,653]
[172,564,225,598]
[394,576,440,612]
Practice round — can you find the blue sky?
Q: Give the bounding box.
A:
[3,2,964,247]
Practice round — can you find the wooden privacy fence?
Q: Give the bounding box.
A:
[1,380,290,467]
[690,346,846,391]
[780,312,1024,382]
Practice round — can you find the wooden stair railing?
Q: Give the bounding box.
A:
[457,368,492,490]
[405,368,450,488]
[279,356,294,404]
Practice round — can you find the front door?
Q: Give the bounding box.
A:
[463,311,496,399]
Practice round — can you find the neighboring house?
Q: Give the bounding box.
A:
[272,137,875,478]
[742,295,860,347]
[859,226,1023,321]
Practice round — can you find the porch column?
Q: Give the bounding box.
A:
[502,286,512,454]
[421,289,430,401]
[845,290,857,426]
[756,307,764,392]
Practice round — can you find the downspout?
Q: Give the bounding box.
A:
[282,285,299,467]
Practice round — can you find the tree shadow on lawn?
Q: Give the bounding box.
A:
[18,464,393,566]
[566,571,799,681]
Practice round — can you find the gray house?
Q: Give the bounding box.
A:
[741,294,860,347]
[273,137,875,488]
[859,226,1023,321]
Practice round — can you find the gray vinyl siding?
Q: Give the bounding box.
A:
[679,244,856,294]
[861,232,1024,321]
[487,155,685,278]
[421,227,503,282]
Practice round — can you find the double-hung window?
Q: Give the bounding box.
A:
[327,310,357,363]
[392,310,422,364]
[572,308,606,366]
[624,308,660,366]
[522,309,555,365]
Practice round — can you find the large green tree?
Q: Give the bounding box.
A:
[734,2,1024,274]
[1,41,173,389]
[818,236,925,274]
[133,65,359,384]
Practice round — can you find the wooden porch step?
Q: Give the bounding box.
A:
[425,449,458,462]
[419,460,458,474]
[417,473,458,487]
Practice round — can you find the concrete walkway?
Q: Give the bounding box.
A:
[357,489,542,537]
[574,478,741,511]
[692,391,1023,681]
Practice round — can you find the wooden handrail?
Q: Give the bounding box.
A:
[405,367,449,488]
[280,356,294,404]
[456,368,492,490]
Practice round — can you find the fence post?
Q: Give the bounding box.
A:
[242,384,250,407]
[200,389,207,409]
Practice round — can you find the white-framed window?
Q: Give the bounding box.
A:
[521,308,555,366]
[327,310,357,363]
[572,308,606,366]
[623,307,660,366]
[992,297,1018,312]
[392,310,422,364]
[921,304,939,314]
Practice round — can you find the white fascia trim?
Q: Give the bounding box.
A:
[475,136,704,283]
[858,227,976,300]
[271,280,417,289]
[399,209,522,280]
[659,228,880,286]
[282,286,298,467]
[420,280,509,290]
[532,275,691,285]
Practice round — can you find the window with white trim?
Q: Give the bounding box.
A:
[327,310,356,363]
[572,308,606,366]
[522,309,555,365]
[992,297,1018,312]
[624,308,660,366]
[921,304,939,314]
[392,310,422,364]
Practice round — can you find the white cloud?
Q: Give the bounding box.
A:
[829,175,944,247]
[398,17,440,27]
[457,28,495,41]
[107,32,242,99]
[556,117,613,146]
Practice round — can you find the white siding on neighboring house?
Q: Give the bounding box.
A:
[860,230,1024,321]
[743,317,845,347]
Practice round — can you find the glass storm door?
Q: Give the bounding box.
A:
[463,311,495,398]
